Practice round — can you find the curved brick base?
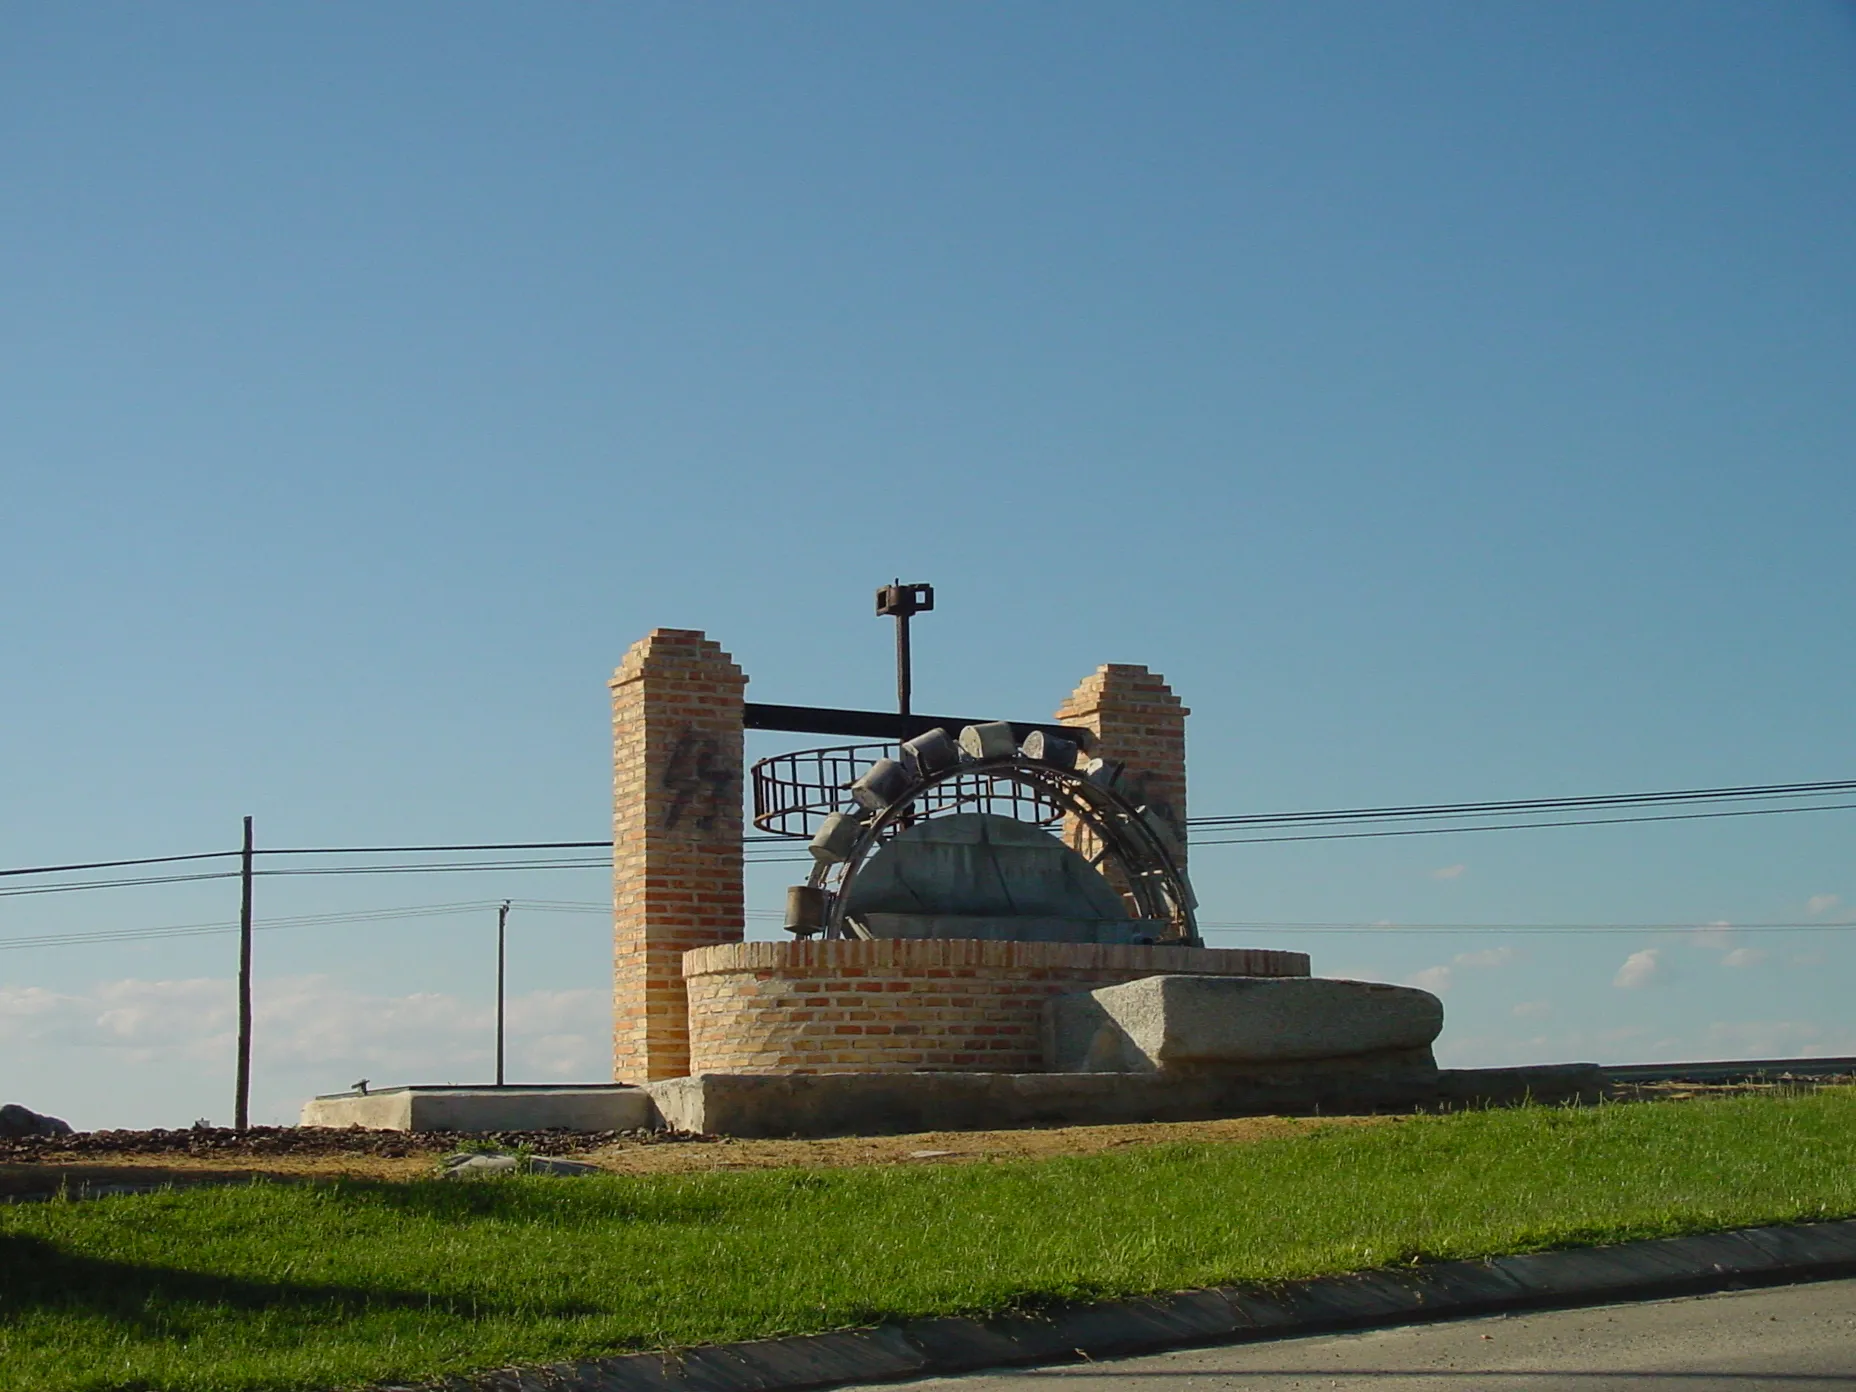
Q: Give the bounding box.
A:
[682,939,1310,1075]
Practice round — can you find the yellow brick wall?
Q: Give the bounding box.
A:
[683,939,1309,1074]
[611,629,747,1083]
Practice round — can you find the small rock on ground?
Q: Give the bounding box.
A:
[439,1151,602,1178]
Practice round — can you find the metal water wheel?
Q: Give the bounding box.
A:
[758,732,1197,945]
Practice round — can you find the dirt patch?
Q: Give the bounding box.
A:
[0,1116,1379,1200]
[0,1125,691,1163]
[10,1078,1848,1202]
[0,1125,712,1201]
[582,1114,1382,1174]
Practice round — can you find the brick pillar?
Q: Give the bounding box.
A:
[611,629,747,1083]
[1055,665,1190,873]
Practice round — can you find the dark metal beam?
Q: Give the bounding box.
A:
[744,702,1092,751]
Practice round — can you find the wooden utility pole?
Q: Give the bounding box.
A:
[234,815,254,1130]
[495,900,510,1086]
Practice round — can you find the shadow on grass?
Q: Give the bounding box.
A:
[0,1232,597,1332]
[314,1173,733,1228]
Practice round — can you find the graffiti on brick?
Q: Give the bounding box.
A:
[661,726,737,832]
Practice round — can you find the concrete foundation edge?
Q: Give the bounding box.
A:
[401,1218,1856,1392]
[290,1066,1606,1138]
[645,1062,1602,1140]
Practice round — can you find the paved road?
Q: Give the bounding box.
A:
[858,1278,1856,1391]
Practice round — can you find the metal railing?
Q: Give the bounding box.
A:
[750,742,1066,838]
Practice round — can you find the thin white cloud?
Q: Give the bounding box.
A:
[1511,1000,1551,1019]
[0,976,611,1088]
[1686,921,1735,950]
[1404,946,1519,998]
[1430,864,1467,881]
[1,978,233,1062]
[1406,965,1453,995]
[1614,948,1661,989]
[0,985,71,1022]
[1806,894,1841,917]
[1721,947,1767,970]
[1453,946,1520,970]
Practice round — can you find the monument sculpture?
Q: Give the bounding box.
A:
[612,587,1475,1136]
[304,585,1604,1135]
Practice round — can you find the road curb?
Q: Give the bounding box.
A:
[408,1218,1856,1392]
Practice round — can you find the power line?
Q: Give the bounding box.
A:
[0,850,235,879]
[2,774,1850,893]
[1197,920,1856,936]
[0,897,793,952]
[259,837,803,853]
[0,852,796,897]
[1191,800,1856,846]
[0,899,512,952]
[264,855,825,875]
[0,870,241,898]
[257,857,612,877]
[0,790,1845,900]
[1185,777,1856,829]
[255,841,611,856]
[7,903,1847,954]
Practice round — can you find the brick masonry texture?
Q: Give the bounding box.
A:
[611,629,747,1084]
[1055,663,1189,890]
[683,939,1310,1075]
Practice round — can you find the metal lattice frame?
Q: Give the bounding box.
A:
[752,743,1064,838]
[801,756,1199,946]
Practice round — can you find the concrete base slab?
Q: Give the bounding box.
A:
[293,1063,1604,1138]
[299,1084,654,1133]
[647,1052,1442,1138]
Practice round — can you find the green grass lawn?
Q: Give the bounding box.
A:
[4,1091,1855,1392]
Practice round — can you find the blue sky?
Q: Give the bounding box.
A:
[2,3,1852,1127]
